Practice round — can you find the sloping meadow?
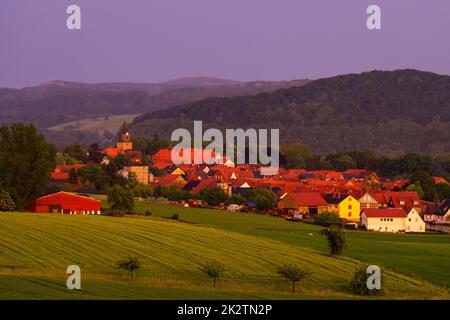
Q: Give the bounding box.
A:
[0,212,448,299]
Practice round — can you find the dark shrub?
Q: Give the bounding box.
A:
[320,226,347,255]
[145,210,153,216]
[314,211,340,227]
[349,265,384,296]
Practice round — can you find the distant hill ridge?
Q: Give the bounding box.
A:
[130,69,450,156]
[0,77,310,131]
[35,77,243,94]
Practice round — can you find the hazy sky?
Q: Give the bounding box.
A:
[1,0,449,88]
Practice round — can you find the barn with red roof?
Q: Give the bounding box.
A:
[277,191,329,215]
[26,192,101,215]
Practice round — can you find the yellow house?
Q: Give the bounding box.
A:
[325,194,361,222]
[339,195,360,221]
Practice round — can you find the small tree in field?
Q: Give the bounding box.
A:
[117,255,141,280]
[0,188,15,211]
[199,260,225,288]
[320,226,347,255]
[276,264,311,293]
[349,265,384,296]
[106,185,135,214]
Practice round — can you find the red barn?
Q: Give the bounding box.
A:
[26,192,101,215]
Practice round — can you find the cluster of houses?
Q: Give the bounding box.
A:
[33,123,450,233]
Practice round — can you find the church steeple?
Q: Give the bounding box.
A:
[116,121,133,151]
[118,121,131,142]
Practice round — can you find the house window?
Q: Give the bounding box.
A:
[380,218,383,221]
[348,205,352,209]
[391,218,393,221]
[349,198,352,201]
[408,218,411,222]
[348,212,352,217]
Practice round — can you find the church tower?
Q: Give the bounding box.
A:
[116,122,133,151]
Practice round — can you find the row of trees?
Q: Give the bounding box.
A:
[104,185,279,214]
[117,226,376,295]
[198,188,278,211]
[282,144,450,179]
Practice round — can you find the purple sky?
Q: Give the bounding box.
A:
[1,0,449,88]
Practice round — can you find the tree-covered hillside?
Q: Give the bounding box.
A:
[131,70,450,155]
[0,79,309,130]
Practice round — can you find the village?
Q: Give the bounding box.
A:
[3,0,450,305]
[26,122,450,234]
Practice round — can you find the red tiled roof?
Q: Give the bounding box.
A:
[326,171,344,180]
[237,169,255,179]
[152,148,220,165]
[230,179,252,188]
[344,169,368,174]
[370,190,388,205]
[190,178,218,194]
[287,192,328,207]
[51,164,86,180]
[152,162,171,170]
[362,208,407,218]
[104,147,123,158]
[154,174,186,186]
[152,148,171,161]
[382,179,407,190]
[385,191,421,209]
[51,172,70,180]
[434,176,449,185]
[282,169,307,180]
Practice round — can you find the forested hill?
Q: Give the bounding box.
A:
[0,78,309,129]
[130,69,450,156]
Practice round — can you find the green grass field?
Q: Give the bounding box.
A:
[120,200,450,288]
[47,114,140,133]
[0,206,449,300]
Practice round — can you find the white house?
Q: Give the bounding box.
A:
[424,199,450,224]
[361,208,425,233]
